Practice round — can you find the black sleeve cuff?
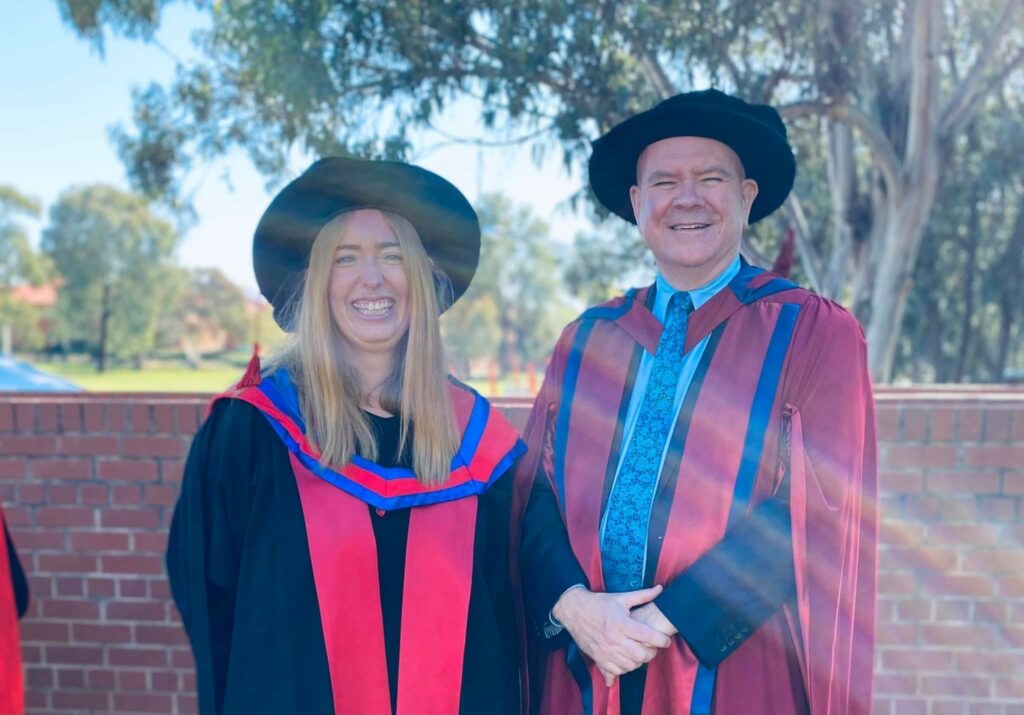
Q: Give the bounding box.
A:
[655,496,795,667]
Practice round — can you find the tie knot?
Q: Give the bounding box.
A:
[668,291,694,318]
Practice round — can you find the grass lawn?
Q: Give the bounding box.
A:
[38,361,244,393]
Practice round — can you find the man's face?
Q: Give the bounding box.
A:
[629,136,758,287]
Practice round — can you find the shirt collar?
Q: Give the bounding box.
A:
[652,255,742,323]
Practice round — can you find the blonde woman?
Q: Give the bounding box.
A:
[167,158,525,715]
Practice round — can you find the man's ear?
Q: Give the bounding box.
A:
[741,178,759,223]
[629,184,641,222]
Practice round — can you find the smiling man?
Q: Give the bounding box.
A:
[518,89,877,715]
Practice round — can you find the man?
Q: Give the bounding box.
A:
[1,503,28,714]
[518,89,876,715]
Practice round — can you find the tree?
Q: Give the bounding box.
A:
[157,266,251,359]
[0,186,52,352]
[41,185,181,370]
[57,0,1024,380]
[441,193,574,375]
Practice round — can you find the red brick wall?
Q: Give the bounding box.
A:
[1,389,1023,714]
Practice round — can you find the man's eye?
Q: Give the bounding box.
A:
[702,176,723,184]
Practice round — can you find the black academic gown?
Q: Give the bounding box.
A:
[167,399,521,715]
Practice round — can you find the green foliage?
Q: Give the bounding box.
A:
[442,193,574,374]
[157,266,251,354]
[40,184,182,368]
[0,185,53,352]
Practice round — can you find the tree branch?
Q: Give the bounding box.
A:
[943,45,1024,138]
[940,0,1024,137]
[638,52,675,99]
[780,100,903,195]
[783,193,823,293]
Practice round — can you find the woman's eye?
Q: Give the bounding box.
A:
[334,255,357,265]
[382,253,403,264]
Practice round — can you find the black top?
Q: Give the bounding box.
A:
[167,399,520,715]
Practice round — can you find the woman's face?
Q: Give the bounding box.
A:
[327,209,411,362]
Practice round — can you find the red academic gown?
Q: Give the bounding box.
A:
[1,505,25,715]
[514,264,877,715]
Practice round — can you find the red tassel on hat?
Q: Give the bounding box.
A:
[772,227,796,278]
[237,343,262,387]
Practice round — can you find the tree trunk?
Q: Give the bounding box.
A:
[98,282,111,373]
[823,119,857,299]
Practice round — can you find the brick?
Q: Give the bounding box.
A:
[177,404,200,432]
[59,403,82,431]
[985,409,1012,441]
[57,668,86,689]
[133,531,167,553]
[0,403,13,431]
[160,459,186,483]
[1005,471,1024,494]
[42,599,100,620]
[70,531,130,551]
[60,434,118,456]
[83,403,105,431]
[151,669,178,691]
[20,644,41,664]
[107,404,130,431]
[14,404,34,431]
[1013,409,1024,441]
[154,404,176,433]
[932,701,969,715]
[137,624,189,646]
[45,645,103,665]
[37,553,97,573]
[996,677,1024,698]
[151,579,171,599]
[46,484,78,504]
[119,669,149,690]
[171,647,196,669]
[55,576,84,596]
[80,483,110,505]
[0,458,28,479]
[178,694,200,715]
[883,546,958,572]
[967,704,1001,715]
[106,600,165,621]
[886,445,957,469]
[955,650,1024,675]
[874,672,917,695]
[904,494,975,523]
[52,691,110,711]
[977,495,1018,522]
[146,483,179,505]
[102,554,164,575]
[99,458,159,481]
[25,667,53,689]
[122,435,188,458]
[9,529,62,550]
[902,408,928,441]
[130,403,151,432]
[876,406,900,440]
[875,623,916,645]
[37,404,58,431]
[20,621,70,643]
[963,548,1024,573]
[881,470,923,493]
[895,598,933,621]
[927,470,1000,493]
[112,484,143,504]
[36,507,95,529]
[964,445,1024,468]
[87,668,116,689]
[892,699,926,715]
[972,600,1007,624]
[16,483,45,504]
[920,623,993,647]
[880,520,925,545]
[109,647,168,667]
[102,507,160,529]
[86,577,116,598]
[931,408,955,442]
[921,674,991,697]
[120,579,148,597]
[0,435,57,455]
[2,506,30,527]
[27,576,52,598]
[958,409,984,440]
[114,693,175,713]
[927,523,1000,547]
[920,573,996,598]
[73,623,132,644]
[935,600,970,621]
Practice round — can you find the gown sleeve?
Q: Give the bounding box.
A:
[166,399,275,714]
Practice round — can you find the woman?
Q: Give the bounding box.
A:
[167,157,525,715]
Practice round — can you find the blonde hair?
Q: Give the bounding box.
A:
[266,209,459,486]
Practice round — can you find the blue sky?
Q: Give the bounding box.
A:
[1,2,589,293]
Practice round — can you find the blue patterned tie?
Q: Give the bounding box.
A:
[602,290,694,591]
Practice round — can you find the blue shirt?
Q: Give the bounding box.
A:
[599,256,742,557]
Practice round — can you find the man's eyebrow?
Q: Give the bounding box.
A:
[644,169,677,182]
[697,164,734,177]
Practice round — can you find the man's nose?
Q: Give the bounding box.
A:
[672,180,703,207]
